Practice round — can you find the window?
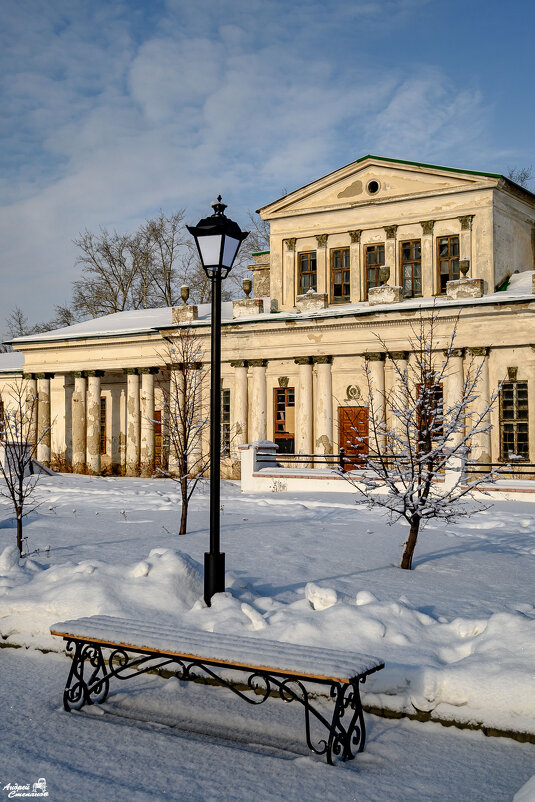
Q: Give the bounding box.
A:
[99,397,106,455]
[274,387,295,453]
[500,381,529,459]
[365,244,385,296]
[416,382,443,445]
[221,388,231,455]
[330,248,350,304]
[437,235,459,293]
[298,252,317,294]
[400,239,422,298]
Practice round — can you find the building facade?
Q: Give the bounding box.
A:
[2,155,535,477]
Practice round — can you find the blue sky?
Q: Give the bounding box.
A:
[1,0,534,338]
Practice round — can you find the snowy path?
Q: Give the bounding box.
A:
[1,647,534,802]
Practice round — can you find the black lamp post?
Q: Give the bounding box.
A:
[187,197,248,606]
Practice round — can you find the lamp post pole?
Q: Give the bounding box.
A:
[187,197,248,607]
[205,268,224,604]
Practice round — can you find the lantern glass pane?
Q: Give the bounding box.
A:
[198,234,222,267]
[222,235,240,268]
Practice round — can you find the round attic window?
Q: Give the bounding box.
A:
[367,180,380,194]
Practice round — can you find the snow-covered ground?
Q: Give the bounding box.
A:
[1,475,535,800]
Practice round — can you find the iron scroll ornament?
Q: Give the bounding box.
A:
[61,638,369,764]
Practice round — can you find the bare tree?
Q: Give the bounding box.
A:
[343,310,498,570]
[507,166,533,188]
[0,379,45,555]
[6,307,31,338]
[158,329,210,534]
[72,229,138,317]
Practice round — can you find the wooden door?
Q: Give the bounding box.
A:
[339,406,368,468]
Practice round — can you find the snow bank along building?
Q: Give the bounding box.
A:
[2,155,535,478]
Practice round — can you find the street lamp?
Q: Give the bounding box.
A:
[187,197,248,606]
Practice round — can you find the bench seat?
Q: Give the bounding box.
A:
[51,615,383,683]
[51,614,384,764]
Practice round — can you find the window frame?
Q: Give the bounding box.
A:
[499,380,529,461]
[99,397,107,455]
[221,387,231,455]
[330,247,350,304]
[400,239,422,298]
[437,235,460,294]
[364,243,385,298]
[298,251,317,295]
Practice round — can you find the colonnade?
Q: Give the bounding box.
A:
[21,344,493,474]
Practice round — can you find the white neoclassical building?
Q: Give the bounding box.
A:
[1,155,535,477]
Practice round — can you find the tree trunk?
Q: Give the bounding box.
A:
[179,475,188,535]
[401,516,420,570]
[16,514,23,556]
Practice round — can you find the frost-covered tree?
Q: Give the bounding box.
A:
[344,310,498,569]
[158,328,210,535]
[0,379,46,555]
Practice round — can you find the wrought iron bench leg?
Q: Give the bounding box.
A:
[326,680,366,764]
[63,639,110,711]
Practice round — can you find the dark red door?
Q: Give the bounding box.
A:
[339,406,368,468]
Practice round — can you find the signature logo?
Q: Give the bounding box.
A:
[2,778,48,798]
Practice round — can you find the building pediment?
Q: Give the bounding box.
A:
[259,156,501,218]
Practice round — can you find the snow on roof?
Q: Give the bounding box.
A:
[9,272,535,345]
[0,350,24,373]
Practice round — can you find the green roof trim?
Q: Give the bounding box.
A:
[354,154,502,180]
[252,250,270,256]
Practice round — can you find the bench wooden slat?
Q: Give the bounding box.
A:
[51,615,383,684]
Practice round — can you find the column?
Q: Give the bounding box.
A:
[314,356,333,454]
[349,230,362,303]
[140,368,157,477]
[420,220,435,297]
[458,215,474,267]
[366,353,386,454]
[315,234,329,296]
[167,365,181,476]
[24,374,38,456]
[467,347,491,462]
[384,225,398,285]
[283,238,296,308]
[249,360,267,442]
[445,349,464,447]
[36,374,53,467]
[390,351,408,447]
[86,371,103,475]
[295,357,313,455]
[126,369,140,476]
[231,360,248,451]
[72,372,87,473]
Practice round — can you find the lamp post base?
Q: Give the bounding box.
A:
[204,552,225,606]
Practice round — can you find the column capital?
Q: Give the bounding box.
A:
[86,370,104,378]
[23,373,37,380]
[459,214,474,231]
[35,372,55,380]
[284,238,296,252]
[168,361,202,371]
[420,219,435,235]
[313,355,332,364]
[124,368,139,375]
[348,229,362,244]
[315,233,328,248]
[384,225,398,239]
[390,351,408,361]
[249,359,267,368]
[230,360,248,368]
[72,371,88,379]
[365,352,385,361]
[294,356,312,365]
[445,348,464,358]
[139,366,159,375]
[467,347,488,357]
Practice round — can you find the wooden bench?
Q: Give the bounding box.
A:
[50,615,384,764]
